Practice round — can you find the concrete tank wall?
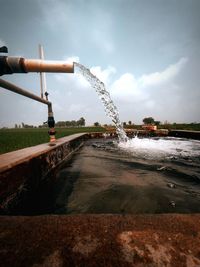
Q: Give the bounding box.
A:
[0,133,88,214]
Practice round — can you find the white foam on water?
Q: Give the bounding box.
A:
[118,136,200,160]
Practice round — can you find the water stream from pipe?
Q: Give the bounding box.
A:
[74,63,200,162]
[74,62,128,142]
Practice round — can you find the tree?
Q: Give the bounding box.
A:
[94,122,100,127]
[154,121,161,126]
[128,121,132,125]
[55,117,86,127]
[65,121,71,127]
[143,117,155,125]
[77,117,85,126]
[56,121,66,127]
[71,120,77,127]
[123,122,127,127]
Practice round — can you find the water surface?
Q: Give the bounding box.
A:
[53,137,200,214]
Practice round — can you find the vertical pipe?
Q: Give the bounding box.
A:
[38,45,47,99]
[0,78,56,143]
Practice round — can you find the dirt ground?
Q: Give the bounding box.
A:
[0,214,200,267]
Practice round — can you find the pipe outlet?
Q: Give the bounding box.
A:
[0,56,74,75]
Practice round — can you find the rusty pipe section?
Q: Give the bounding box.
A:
[0,56,74,75]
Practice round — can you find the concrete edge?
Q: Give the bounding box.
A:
[0,133,88,212]
[0,133,87,173]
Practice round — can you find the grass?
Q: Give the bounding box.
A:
[0,127,105,154]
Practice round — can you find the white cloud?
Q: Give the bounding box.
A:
[64,56,80,63]
[55,72,90,91]
[110,57,188,106]
[50,56,189,124]
[54,57,188,109]
[55,58,116,92]
[110,73,147,103]
[139,57,188,87]
[90,65,116,85]
[54,55,91,90]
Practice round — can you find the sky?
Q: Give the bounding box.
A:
[0,0,200,127]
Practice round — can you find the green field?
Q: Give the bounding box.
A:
[0,127,105,154]
[1,123,200,154]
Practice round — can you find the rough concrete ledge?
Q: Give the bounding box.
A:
[90,129,200,140]
[0,133,88,212]
[0,214,200,267]
[169,130,200,140]
[89,129,169,139]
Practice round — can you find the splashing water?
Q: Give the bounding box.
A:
[118,136,200,161]
[74,62,127,142]
[74,62,200,163]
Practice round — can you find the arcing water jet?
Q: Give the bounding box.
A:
[74,62,128,142]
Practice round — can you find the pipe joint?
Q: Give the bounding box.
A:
[0,56,26,75]
[6,57,26,73]
[0,56,12,75]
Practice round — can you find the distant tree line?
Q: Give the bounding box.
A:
[16,117,86,129]
[93,122,100,127]
[55,117,85,127]
[15,123,36,129]
[4,117,200,132]
[123,121,133,128]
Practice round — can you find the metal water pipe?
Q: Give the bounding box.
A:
[0,55,74,143]
[0,78,56,142]
[0,56,74,76]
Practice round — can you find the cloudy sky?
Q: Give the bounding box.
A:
[0,0,200,127]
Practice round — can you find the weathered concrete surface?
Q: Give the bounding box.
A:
[0,214,200,267]
[89,129,169,139]
[0,133,87,172]
[92,129,200,140]
[0,133,87,213]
